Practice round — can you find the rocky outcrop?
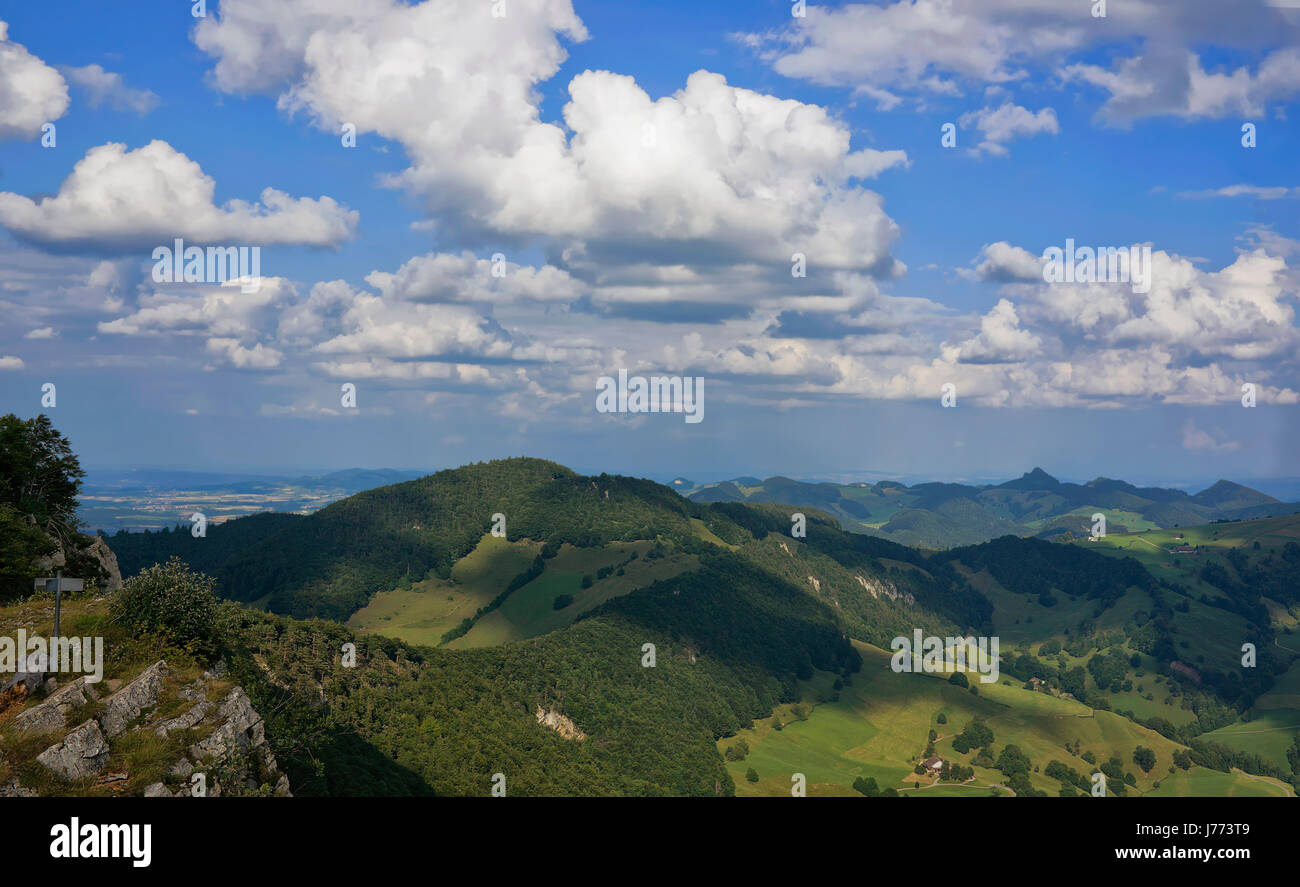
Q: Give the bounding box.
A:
[856,574,915,605]
[36,720,109,781]
[1,652,49,700]
[84,537,123,595]
[535,704,586,741]
[12,676,97,734]
[189,688,264,761]
[154,699,213,738]
[33,534,122,595]
[1,658,290,797]
[101,661,166,737]
[170,685,291,798]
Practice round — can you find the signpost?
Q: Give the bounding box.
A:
[33,573,83,645]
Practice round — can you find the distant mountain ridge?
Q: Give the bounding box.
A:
[681,468,1296,549]
[94,455,1300,796]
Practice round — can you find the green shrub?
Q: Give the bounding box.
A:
[111,557,218,654]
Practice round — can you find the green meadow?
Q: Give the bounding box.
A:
[346,534,539,644]
[448,542,699,648]
[724,643,1213,798]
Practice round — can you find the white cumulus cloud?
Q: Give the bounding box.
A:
[0,140,358,252]
[0,20,68,140]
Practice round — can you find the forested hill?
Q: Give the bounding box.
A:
[104,457,992,638]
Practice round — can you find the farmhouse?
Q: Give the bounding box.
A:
[1028,677,1044,691]
[922,757,944,772]
[1171,544,1197,555]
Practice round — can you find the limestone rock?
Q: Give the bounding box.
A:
[189,687,262,762]
[142,782,173,798]
[34,535,121,595]
[100,660,167,738]
[36,719,109,781]
[154,699,213,738]
[535,704,587,741]
[84,537,122,594]
[12,676,95,734]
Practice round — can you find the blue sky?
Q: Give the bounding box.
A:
[1,0,1297,489]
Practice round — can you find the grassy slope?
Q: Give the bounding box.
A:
[347,534,542,646]
[346,507,1298,795]
[1201,656,1300,768]
[448,542,699,648]
[724,643,1286,797]
[350,536,703,649]
[961,563,1153,646]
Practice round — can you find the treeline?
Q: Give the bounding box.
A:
[106,512,304,579]
[1195,543,1300,630]
[939,535,1157,606]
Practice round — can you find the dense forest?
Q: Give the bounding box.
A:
[223,554,862,796]
[938,535,1158,606]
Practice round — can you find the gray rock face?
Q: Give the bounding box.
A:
[189,688,263,761]
[100,660,167,738]
[12,677,95,734]
[84,537,123,594]
[154,699,213,738]
[36,719,109,781]
[182,686,291,796]
[34,535,122,595]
